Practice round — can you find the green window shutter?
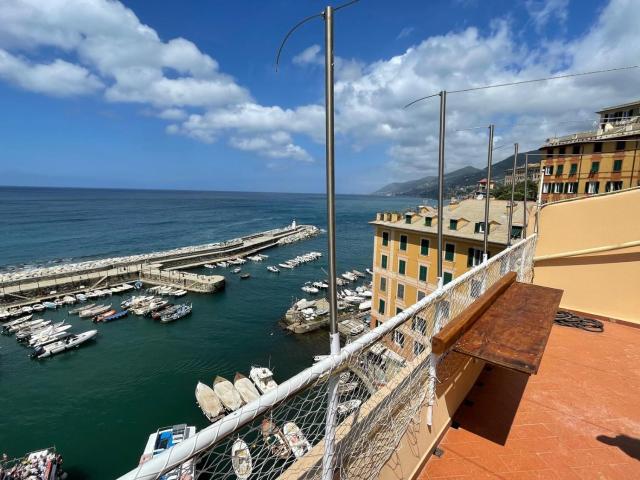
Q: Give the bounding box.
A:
[382,231,389,246]
[400,235,407,251]
[425,217,432,226]
[378,299,385,314]
[467,248,474,267]
[613,159,623,172]
[420,239,429,255]
[398,260,406,275]
[381,254,387,269]
[419,265,427,282]
[445,243,455,261]
[443,272,453,284]
[449,219,457,230]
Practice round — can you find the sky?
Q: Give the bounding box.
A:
[0,0,639,194]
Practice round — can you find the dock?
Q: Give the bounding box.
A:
[0,223,320,308]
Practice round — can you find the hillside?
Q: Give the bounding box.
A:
[374,149,541,197]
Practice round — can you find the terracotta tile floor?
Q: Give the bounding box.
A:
[418,321,640,480]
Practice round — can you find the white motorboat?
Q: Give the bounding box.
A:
[76,293,88,302]
[231,438,252,480]
[31,330,97,359]
[233,372,261,404]
[266,266,280,273]
[21,306,33,314]
[42,301,57,309]
[70,303,95,315]
[28,324,72,346]
[62,295,76,305]
[138,424,196,480]
[30,327,73,348]
[366,268,374,275]
[358,300,372,311]
[32,303,46,312]
[9,318,48,334]
[341,272,357,282]
[283,422,312,458]
[213,376,244,412]
[79,304,111,318]
[301,285,319,294]
[195,381,224,422]
[352,269,365,278]
[172,289,187,297]
[337,399,362,415]
[2,314,33,333]
[278,263,294,269]
[15,320,58,342]
[232,267,242,274]
[249,366,278,394]
[312,281,328,289]
[204,264,216,269]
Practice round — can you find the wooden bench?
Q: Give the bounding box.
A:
[431,272,563,375]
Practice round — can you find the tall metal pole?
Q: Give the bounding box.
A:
[507,143,518,246]
[523,153,528,238]
[483,124,494,259]
[436,90,447,284]
[322,6,339,480]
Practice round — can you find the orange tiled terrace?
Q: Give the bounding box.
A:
[418,319,640,480]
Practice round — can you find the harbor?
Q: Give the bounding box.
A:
[0,222,320,309]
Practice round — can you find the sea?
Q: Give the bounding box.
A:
[0,186,426,479]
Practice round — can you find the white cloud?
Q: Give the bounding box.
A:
[397,27,415,40]
[0,49,103,97]
[229,131,313,163]
[525,0,569,31]
[293,45,323,66]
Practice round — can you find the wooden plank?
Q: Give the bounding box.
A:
[431,272,517,355]
[453,282,563,375]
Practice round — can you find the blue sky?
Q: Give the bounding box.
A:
[0,0,638,193]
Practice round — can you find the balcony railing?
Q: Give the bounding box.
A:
[118,235,538,480]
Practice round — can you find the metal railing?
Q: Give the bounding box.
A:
[118,234,537,480]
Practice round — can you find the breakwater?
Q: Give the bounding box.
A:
[0,223,320,307]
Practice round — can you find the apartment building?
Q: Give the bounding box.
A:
[540,100,640,202]
[503,162,540,185]
[369,199,530,332]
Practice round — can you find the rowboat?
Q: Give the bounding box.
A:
[195,382,224,422]
[231,438,252,480]
[70,303,95,315]
[93,309,116,322]
[283,422,312,458]
[213,376,244,412]
[233,373,261,404]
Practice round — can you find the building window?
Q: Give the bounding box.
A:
[613,159,623,172]
[398,259,406,275]
[586,181,600,194]
[396,307,403,315]
[474,221,488,234]
[606,181,623,192]
[543,165,553,175]
[467,248,483,267]
[405,214,412,224]
[397,283,404,300]
[593,143,602,153]
[558,146,565,155]
[553,183,563,193]
[443,272,453,284]
[399,234,408,251]
[444,243,455,261]
[378,299,386,314]
[424,217,432,227]
[382,231,389,247]
[546,148,553,158]
[419,265,428,282]
[569,163,578,176]
[379,276,387,292]
[616,141,626,151]
[449,219,458,230]
[420,238,429,256]
[412,317,427,335]
[542,183,550,193]
[572,145,580,155]
[556,164,564,176]
[565,182,578,194]
[590,161,600,174]
[417,291,426,301]
[393,330,405,347]
[511,226,523,239]
[413,341,425,356]
[381,254,388,269]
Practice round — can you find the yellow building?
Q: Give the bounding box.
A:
[540,100,640,203]
[369,199,530,330]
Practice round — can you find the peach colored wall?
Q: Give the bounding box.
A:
[532,187,640,324]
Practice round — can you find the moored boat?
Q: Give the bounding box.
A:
[70,303,95,315]
[249,366,278,394]
[195,381,224,422]
[231,438,252,480]
[138,424,196,480]
[261,418,291,458]
[93,309,116,323]
[31,330,98,359]
[160,303,192,323]
[233,372,261,404]
[283,422,312,458]
[213,375,244,412]
[100,310,128,323]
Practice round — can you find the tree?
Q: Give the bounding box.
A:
[493,180,537,201]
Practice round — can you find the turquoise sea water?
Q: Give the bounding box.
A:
[0,187,425,479]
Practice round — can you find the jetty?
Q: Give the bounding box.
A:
[0,223,320,308]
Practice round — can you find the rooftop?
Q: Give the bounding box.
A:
[418,319,640,480]
[596,99,640,113]
[372,199,530,246]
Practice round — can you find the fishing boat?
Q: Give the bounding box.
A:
[2,314,33,334]
[240,273,250,279]
[261,418,291,458]
[233,373,261,404]
[100,310,128,323]
[70,303,95,315]
[195,381,224,422]
[93,309,116,323]
[151,304,176,320]
[213,376,244,412]
[283,422,312,458]
[266,266,280,273]
[31,330,98,359]
[232,267,242,274]
[249,366,278,394]
[231,438,252,480]
[138,424,196,480]
[160,304,192,323]
[337,399,362,415]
